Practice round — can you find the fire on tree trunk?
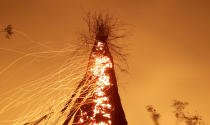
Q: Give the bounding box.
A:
[63,13,127,125]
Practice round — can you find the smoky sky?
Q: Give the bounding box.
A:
[0,0,210,125]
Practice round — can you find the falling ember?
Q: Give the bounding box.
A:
[78,41,113,125]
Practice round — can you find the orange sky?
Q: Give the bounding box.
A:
[0,0,210,125]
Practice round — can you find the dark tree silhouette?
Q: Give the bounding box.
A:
[146,105,160,125]
[172,100,205,125]
[146,100,206,125]
[3,24,14,39]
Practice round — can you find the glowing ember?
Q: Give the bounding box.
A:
[79,41,112,125]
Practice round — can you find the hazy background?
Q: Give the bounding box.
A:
[0,0,210,125]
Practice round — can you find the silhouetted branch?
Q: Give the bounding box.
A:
[3,24,14,39]
[146,105,160,125]
[172,100,205,125]
[80,12,129,73]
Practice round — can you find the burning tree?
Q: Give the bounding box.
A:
[61,13,128,125]
[18,13,127,125]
